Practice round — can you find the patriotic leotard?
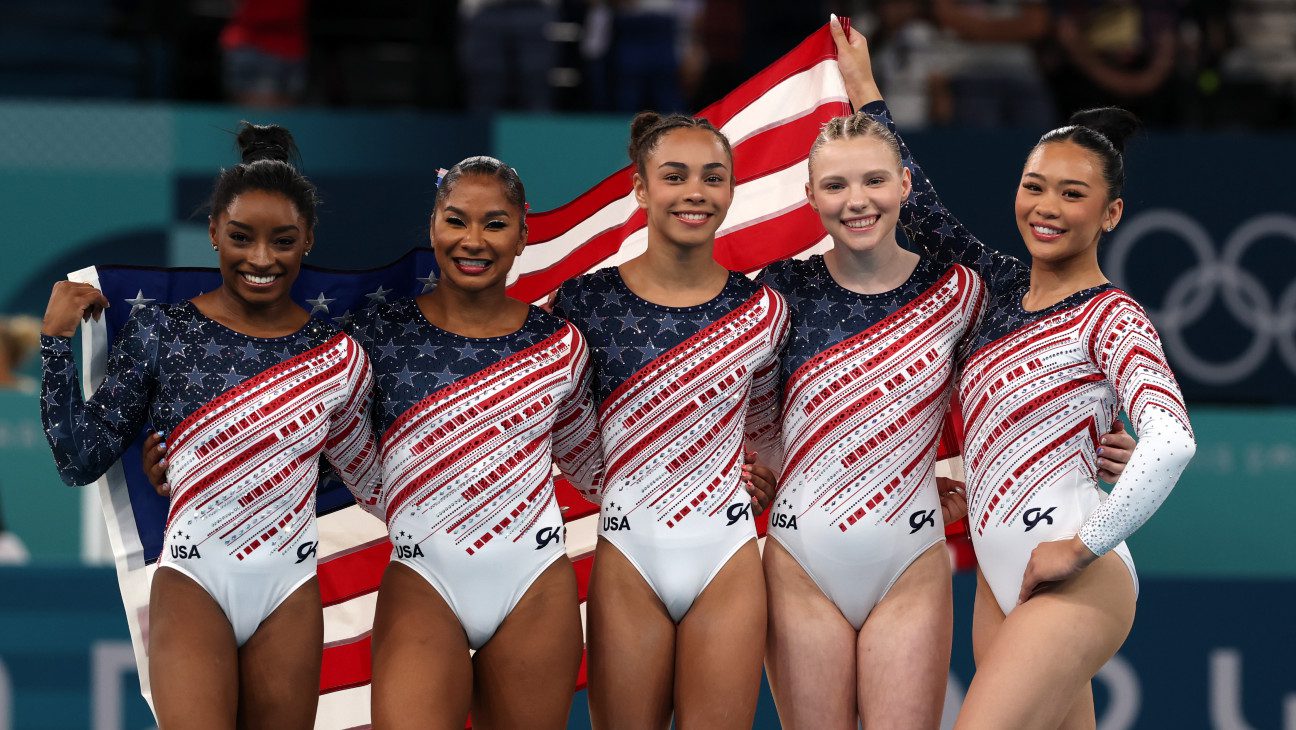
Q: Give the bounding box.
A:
[554,268,788,622]
[865,101,1197,614]
[759,255,984,629]
[350,299,602,649]
[42,302,380,644]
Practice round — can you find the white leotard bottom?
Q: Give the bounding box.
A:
[768,484,946,631]
[601,514,756,624]
[391,503,567,651]
[974,472,1139,616]
[158,534,316,648]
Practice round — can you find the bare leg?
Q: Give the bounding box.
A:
[1058,682,1097,730]
[149,567,239,730]
[762,538,856,730]
[857,542,952,729]
[472,557,584,730]
[586,538,676,730]
[236,578,323,730]
[954,552,1136,730]
[970,567,1004,669]
[371,563,473,730]
[674,540,766,730]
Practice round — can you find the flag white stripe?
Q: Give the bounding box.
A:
[316,685,372,729]
[720,59,847,145]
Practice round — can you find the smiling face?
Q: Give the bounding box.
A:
[209,189,312,308]
[1015,141,1123,266]
[429,173,526,295]
[633,127,734,249]
[806,135,910,254]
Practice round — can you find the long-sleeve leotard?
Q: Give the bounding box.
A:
[861,101,1195,589]
[348,299,602,648]
[553,268,788,621]
[758,254,984,627]
[42,302,380,642]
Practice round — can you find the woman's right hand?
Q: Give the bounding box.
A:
[42,281,110,338]
[829,15,883,107]
[937,476,968,525]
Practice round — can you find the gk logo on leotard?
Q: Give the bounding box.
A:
[726,503,752,526]
[1022,507,1056,532]
[535,525,565,550]
[908,509,936,534]
[295,541,318,564]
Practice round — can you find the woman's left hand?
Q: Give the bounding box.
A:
[742,449,776,516]
[829,14,883,107]
[1017,536,1097,605]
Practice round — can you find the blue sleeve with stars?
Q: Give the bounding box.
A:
[41,306,161,486]
[861,100,1029,294]
[550,279,583,329]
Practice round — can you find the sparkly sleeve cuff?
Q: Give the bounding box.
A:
[41,334,73,357]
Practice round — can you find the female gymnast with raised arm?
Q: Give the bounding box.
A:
[755,21,1137,729]
[834,23,1196,730]
[43,123,381,729]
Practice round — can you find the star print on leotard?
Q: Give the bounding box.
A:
[41,301,380,562]
[758,255,984,530]
[348,298,604,531]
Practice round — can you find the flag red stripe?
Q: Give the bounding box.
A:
[510,210,646,302]
[320,634,373,694]
[713,204,827,273]
[554,477,599,521]
[320,540,391,607]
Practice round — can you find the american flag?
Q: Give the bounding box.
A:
[74,24,970,728]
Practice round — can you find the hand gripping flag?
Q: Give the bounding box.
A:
[73,23,968,728]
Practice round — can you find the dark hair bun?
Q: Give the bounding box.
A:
[209,121,319,228]
[628,111,664,162]
[235,122,299,165]
[1067,107,1142,155]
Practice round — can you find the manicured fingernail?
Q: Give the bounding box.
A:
[1096,447,1103,455]
[159,459,167,468]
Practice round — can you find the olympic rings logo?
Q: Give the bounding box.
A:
[1104,209,1296,386]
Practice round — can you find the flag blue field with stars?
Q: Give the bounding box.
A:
[87,247,438,565]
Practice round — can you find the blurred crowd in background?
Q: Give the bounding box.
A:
[3,0,1294,129]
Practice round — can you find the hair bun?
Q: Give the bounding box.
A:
[1067,107,1142,155]
[628,111,664,163]
[235,122,299,165]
